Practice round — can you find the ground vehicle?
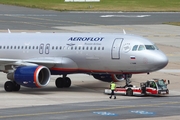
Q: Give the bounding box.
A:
[104,79,170,96]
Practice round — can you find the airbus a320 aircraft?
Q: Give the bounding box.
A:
[0,32,168,92]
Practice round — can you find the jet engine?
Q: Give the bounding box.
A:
[7,66,51,88]
[92,74,132,82]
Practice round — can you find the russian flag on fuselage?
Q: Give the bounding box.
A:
[130,56,136,59]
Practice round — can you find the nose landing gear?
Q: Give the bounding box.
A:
[124,74,132,87]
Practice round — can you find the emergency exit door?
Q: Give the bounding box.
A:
[111,38,123,59]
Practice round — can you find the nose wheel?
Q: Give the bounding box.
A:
[55,77,71,88]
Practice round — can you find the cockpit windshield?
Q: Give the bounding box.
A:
[138,45,145,51]
[157,79,167,89]
[132,44,157,51]
[145,45,156,50]
[132,45,138,51]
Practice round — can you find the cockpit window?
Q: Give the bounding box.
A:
[138,45,145,51]
[132,45,138,51]
[132,45,157,51]
[145,45,156,50]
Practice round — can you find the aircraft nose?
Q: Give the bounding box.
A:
[154,52,168,70]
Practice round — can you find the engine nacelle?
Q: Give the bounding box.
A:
[7,66,51,88]
[92,74,132,82]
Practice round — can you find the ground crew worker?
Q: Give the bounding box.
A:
[109,81,116,99]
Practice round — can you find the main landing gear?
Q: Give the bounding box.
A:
[4,81,21,92]
[55,75,71,88]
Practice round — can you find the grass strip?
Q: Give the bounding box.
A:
[0,0,180,12]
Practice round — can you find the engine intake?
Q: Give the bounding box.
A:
[7,66,50,88]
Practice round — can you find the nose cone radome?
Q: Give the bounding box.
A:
[154,52,168,70]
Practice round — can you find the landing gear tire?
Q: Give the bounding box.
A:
[13,82,21,91]
[126,88,133,96]
[4,81,21,92]
[55,77,71,88]
[64,77,71,88]
[4,81,14,92]
[55,78,64,88]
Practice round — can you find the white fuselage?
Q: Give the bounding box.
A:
[0,33,168,75]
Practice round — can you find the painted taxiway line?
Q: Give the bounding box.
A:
[0,101,179,119]
[100,15,151,18]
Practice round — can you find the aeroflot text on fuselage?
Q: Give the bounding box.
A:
[68,37,104,41]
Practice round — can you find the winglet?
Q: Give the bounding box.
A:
[123,29,126,34]
[8,29,11,33]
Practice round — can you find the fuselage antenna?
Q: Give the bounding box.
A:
[123,29,126,34]
[8,29,11,33]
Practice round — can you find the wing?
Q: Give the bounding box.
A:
[0,57,78,73]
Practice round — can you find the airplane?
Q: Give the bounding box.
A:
[0,32,168,92]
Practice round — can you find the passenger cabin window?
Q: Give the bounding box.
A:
[94,47,96,50]
[138,45,145,51]
[132,45,138,51]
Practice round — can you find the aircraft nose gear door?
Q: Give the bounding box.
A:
[111,38,123,59]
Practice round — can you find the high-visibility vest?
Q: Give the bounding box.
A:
[111,83,116,90]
